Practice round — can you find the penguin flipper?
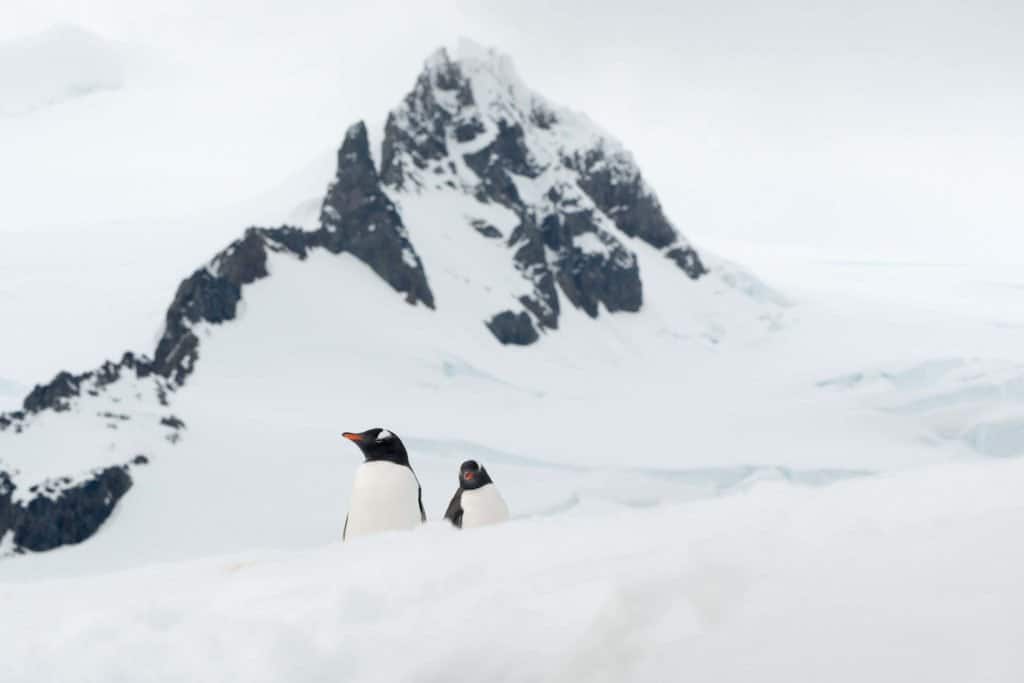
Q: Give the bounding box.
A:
[418,486,427,523]
[444,489,464,529]
[342,514,349,541]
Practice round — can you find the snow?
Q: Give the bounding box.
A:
[1,458,1022,682]
[0,377,27,412]
[0,25,125,117]
[818,357,1024,459]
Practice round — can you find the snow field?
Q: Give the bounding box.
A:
[2,457,1022,682]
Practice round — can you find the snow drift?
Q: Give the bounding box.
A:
[2,457,1021,682]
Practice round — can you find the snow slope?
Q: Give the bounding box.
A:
[0,377,26,411]
[0,24,125,116]
[2,457,1022,682]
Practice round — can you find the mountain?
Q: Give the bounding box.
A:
[0,41,782,561]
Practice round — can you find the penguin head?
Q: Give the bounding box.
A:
[342,428,410,467]
[459,460,494,490]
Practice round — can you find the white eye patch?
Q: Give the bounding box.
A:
[377,429,393,442]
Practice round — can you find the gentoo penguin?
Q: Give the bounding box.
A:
[341,428,426,541]
[444,460,510,529]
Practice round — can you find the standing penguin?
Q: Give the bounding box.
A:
[444,460,510,529]
[341,428,426,541]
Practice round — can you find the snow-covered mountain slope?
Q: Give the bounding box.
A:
[0,42,787,561]
[2,457,1022,682]
[0,25,125,116]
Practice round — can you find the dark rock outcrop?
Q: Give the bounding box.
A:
[471,220,503,239]
[152,270,240,384]
[380,49,474,189]
[566,146,708,279]
[666,246,707,279]
[22,371,81,414]
[507,217,561,330]
[486,310,539,345]
[160,415,186,430]
[319,122,434,308]
[553,245,641,319]
[463,120,538,206]
[0,461,139,554]
[12,352,154,424]
[567,146,677,248]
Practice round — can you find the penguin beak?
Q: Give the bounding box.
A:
[465,471,475,481]
[342,432,364,442]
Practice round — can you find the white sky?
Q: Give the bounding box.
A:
[1,0,1022,262]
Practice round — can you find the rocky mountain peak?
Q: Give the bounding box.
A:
[377,42,707,343]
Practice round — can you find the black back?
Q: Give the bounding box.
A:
[444,488,464,528]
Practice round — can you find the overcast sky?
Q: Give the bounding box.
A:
[1,0,1022,262]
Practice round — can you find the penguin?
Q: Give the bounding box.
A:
[444,460,510,529]
[341,428,426,541]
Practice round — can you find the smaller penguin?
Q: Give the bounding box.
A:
[444,460,510,529]
[341,428,426,541]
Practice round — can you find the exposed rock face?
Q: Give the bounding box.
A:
[152,270,240,385]
[380,51,474,189]
[666,245,707,280]
[566,147,708,279]
[566,146,676,247]
[486,310,539,346]
[319,122,434,308]
[0,462,137,554]
[16,352,153,421]
[463,120,540,207]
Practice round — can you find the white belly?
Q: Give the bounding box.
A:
[345,461,422,540]
[461,484,510,529]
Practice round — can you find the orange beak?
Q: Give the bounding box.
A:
[342,432,363,442]
[465,471,475,481]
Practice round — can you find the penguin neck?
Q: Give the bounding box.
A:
[364,453,411,468]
